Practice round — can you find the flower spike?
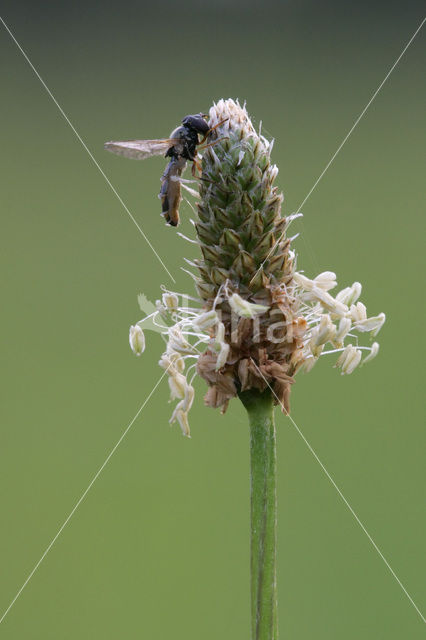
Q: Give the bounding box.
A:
[127,99,385,433]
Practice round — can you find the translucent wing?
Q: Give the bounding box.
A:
[104,138,178,160]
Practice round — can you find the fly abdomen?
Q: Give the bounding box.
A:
[159,156,187,226]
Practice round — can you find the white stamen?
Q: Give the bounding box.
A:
[335,344,362,374]
[215,342,230,371]
[313,271,337,291]
[192,310,219,331]
[168,372,187,401]
[349,301,367,322]
[162,292,179,311]
[311,287,348,317]
[336,282,362,306]
[228,292,269,318]
[361,342,380,365]
[129,325,145,356]
[334,317,352,347]
[354,312,386,334]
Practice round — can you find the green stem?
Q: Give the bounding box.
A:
[240,388,278,640]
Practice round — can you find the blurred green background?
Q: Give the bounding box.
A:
[1,1,425,638]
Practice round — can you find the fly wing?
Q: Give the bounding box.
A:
[104,138,177,160]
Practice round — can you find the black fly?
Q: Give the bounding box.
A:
[105,113,225,226]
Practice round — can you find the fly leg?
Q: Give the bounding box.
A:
[190,138,228,178]
[191,156,202,178]
[197,137,228,152]
[197,118,229,145]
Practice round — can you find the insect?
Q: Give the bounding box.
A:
[104,113,224,226]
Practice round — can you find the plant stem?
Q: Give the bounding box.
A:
[240,388,278,640]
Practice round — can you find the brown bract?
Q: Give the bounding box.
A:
[196,297,305,414]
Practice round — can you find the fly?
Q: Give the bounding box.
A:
[104,113,225,226]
